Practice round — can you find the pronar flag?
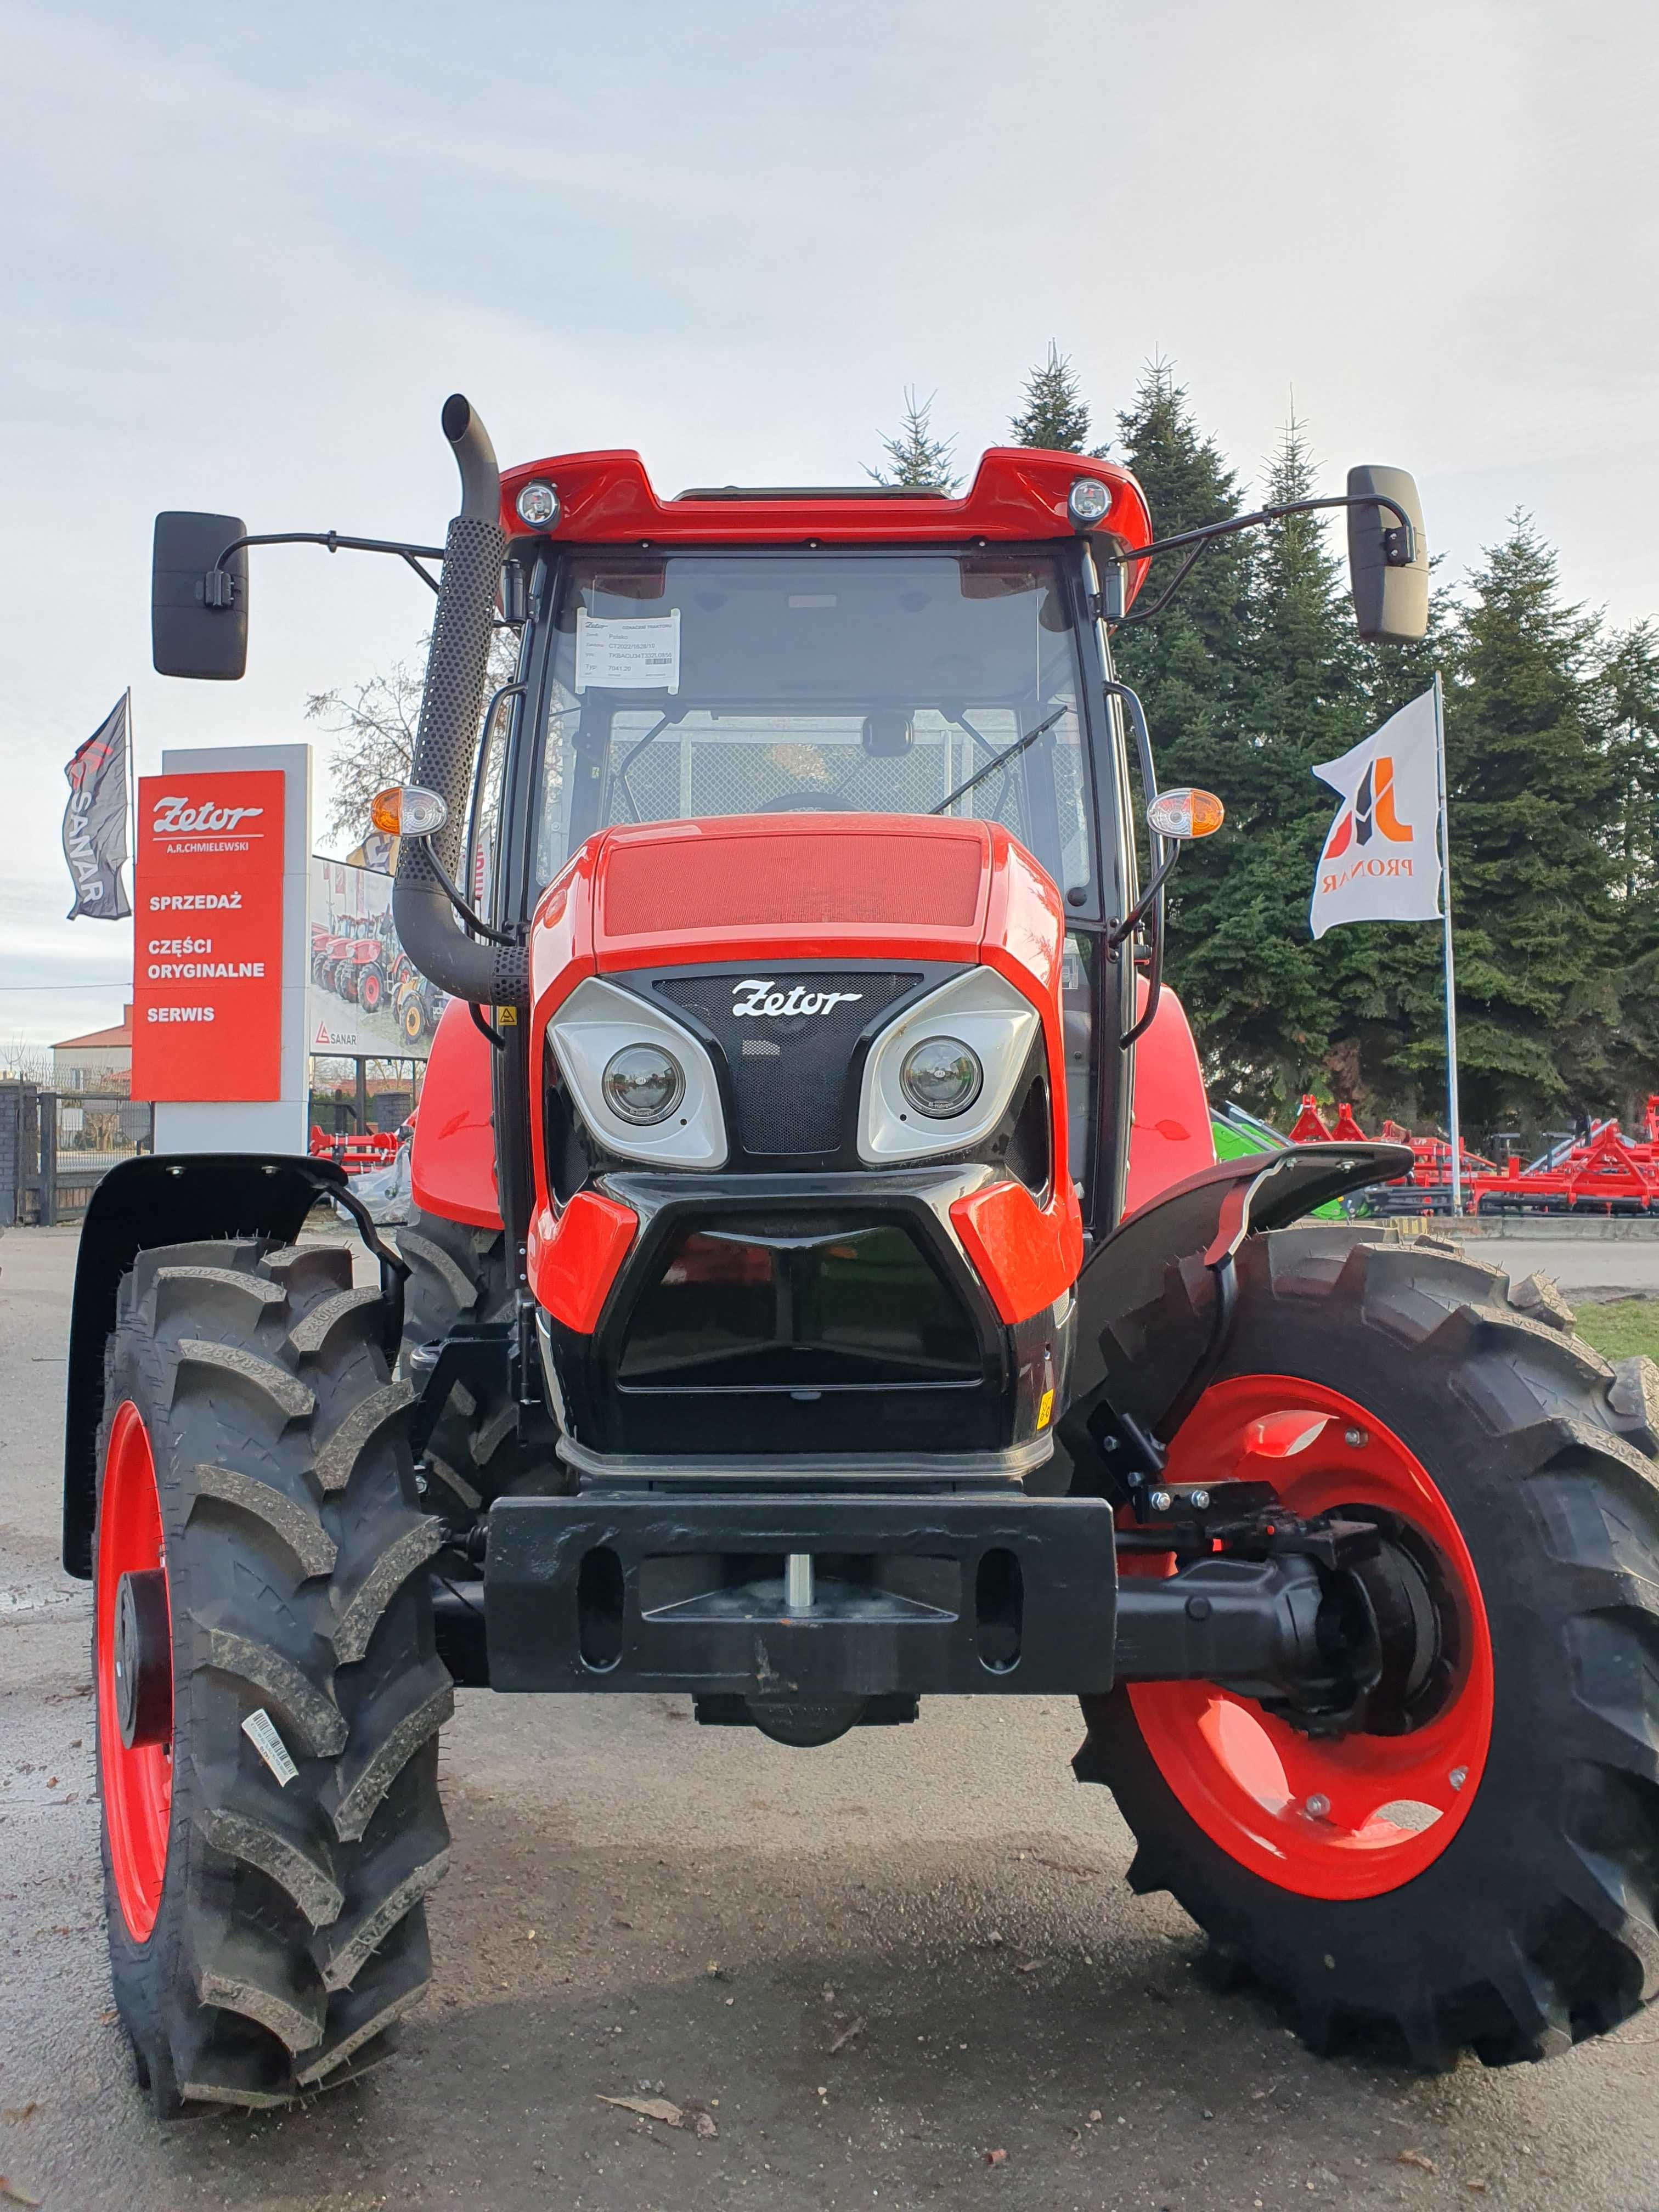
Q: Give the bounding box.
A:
[62,692,133,920]
[1308,685,1442,940]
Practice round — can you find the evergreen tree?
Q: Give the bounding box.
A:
[867,388,961,493]
[1167,416,1377,1109]
[1599,620,1659,938]
[1578,619,1659,1122]
[1109,362,1252,1097]
[1442,516,1616,1126]
[1009,342,1097,454]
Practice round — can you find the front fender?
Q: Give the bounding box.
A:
[1056,1142,1413,1490]
[61,1153,350,1577]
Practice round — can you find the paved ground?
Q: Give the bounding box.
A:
[4,1223,1659,2212]
[1437,1224,1659,1302]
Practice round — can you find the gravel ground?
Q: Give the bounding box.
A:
[3,1221,1658,2211]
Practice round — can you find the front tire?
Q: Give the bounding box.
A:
[1076,1225,1659,2068]
[94,1238,452,2111]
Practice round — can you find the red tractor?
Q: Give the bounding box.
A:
[66,401,1659,2113]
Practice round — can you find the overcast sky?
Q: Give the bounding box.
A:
[3,0,1656,1047]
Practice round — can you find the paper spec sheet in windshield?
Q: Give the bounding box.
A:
[131,768,286,1101]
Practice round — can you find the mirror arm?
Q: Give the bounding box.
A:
[1101,677,1170,1048]
[1106,844,1180,950]
[1113,536,1215,627]
[1118,491,1415,569]
[402,828,516,948]
[465,681,526,882]
[200,530,450,608]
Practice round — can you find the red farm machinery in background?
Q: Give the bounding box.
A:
[1289,1093,1659,1215]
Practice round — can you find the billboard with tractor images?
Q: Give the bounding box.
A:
[309,854,447,1057]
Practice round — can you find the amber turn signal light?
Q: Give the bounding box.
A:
[1146,787,1225,842]
[370,784,448,837]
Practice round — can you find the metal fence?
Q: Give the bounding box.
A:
[0,1085,153,1225]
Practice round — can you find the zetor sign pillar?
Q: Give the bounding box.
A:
[136,743,313,1155]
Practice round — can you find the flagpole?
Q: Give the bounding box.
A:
[124,687,134,915]
[1433,670,1464,1215]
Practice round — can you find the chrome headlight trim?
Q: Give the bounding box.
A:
[857,966,1042,1164]
[548,976,727,1169]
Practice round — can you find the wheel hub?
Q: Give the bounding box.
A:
[96,1400,175,1940]
[114,1568,173,1751]
[1123,1376,1494,1901]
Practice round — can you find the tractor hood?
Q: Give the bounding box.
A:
[529,812,1066,1003]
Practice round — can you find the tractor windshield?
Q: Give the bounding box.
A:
[532,549,1096,900]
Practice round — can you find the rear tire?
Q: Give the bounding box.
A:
[396,1207,521,1510]
[1075,1224,1659,2068]
[95,1238,452,2111]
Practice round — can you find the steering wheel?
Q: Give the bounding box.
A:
[755,794,849,812]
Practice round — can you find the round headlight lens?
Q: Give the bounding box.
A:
[899,1035,983,1119]
[515,479,560,529]
[1067,476,1111,526]
[601,1043,684,1125]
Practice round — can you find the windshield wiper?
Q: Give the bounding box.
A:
[929,703,1068,816]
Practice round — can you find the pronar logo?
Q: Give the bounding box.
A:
[151,793,265,836]
[731,977,864,1019]
[1324,755,1412,859]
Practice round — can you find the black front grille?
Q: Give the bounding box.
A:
[616,1216,983,1387]
[656,970,920,1155]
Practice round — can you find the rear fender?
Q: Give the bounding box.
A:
[62,1153,372,1578]
[1124,981,1215,1214]
[410,995,502,1230]
[1056,1142,1413,1491]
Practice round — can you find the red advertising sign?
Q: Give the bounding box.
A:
[131,769,286,1102]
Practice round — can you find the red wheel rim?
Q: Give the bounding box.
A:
[1126,1376,1493,1900]
[96,1401,173,1940]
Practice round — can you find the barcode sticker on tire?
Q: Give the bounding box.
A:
[242,1707,298,1787]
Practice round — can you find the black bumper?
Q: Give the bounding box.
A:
[485,1493,1118,1695]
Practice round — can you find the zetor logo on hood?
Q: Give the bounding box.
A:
[731,978,863,1019]
[151,794,265,836]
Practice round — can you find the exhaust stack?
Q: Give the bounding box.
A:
[393,395,529,1006]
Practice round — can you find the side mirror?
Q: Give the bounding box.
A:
[1346,466,1428,645]
[152,511,249,679]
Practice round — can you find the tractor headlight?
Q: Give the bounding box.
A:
[547,977,726,1168]
[601,1043,685,1125]
[515,479,560,528]
[1067,476,1111,528]
[899,1036,983,1119]
[857,967,1041,1165]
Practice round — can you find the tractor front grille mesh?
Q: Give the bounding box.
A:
[657,970,920,1155]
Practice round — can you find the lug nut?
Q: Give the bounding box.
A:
[1147,1488,1175,1514]
[1189,1488,1211,1511]
[1448,1766,1468,1790]
[1304,1793,1331,1819]
[1344,1426,1368,1448]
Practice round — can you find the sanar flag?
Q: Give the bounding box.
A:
[1308,686,1442,941]
[62,692,133,921]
